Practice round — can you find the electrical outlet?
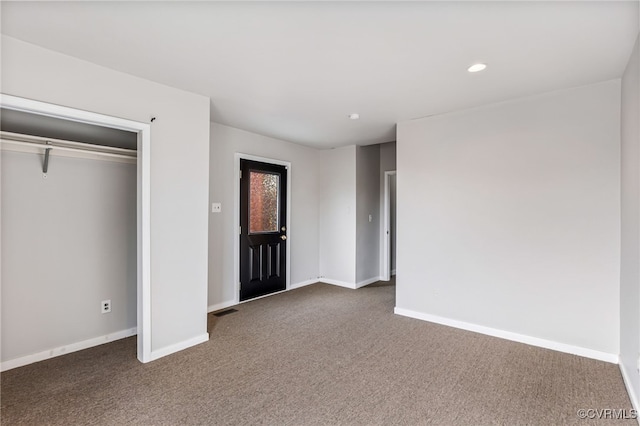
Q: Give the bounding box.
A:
[101,299,111,314]
[211,202,222,213]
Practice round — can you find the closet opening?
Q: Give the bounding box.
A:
[381,170,397,281]
[0,95,151,369]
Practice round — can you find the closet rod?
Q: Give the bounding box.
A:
[0,131,137,159]
[2,139,137,160]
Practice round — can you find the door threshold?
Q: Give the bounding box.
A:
[238,287,292,304]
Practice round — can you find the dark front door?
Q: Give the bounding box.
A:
[240,159,287,301]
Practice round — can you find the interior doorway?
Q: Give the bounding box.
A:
[0,94,152,364]
[381,171,397,281]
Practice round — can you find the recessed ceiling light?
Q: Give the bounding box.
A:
[348,113,360,120]
[468,63,487,73]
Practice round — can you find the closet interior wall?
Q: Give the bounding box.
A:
[1,120,138,369]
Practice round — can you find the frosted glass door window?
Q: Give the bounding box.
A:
[249,171,279,233]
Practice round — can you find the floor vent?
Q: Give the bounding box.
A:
[213,308,238,317]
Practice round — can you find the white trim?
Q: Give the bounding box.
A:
[394,307,619,364]
[290,279,318,290]
[208,300,237,313]
[381,171,396,281]
[0,95,143,132]
[319,278,357,289]
[233,153,292,304]
[137,122,152,363]
[0,94,152,364]
[0,327,137,372]
[356,276,382,288]
[147,333,209,362]
[318,277,382,289]
[620,362,640,420]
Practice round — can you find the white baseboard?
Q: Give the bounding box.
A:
[1,327,138,372]
[207,300,236,313]
[319,277,383,289]
[319,278,356,289]
[394,307,618,364]
[148,333,209,362]
[356,276,382,288]
[620,361,640,419]
[290,279,318,290]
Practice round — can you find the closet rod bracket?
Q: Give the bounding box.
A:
[43,141,52,175]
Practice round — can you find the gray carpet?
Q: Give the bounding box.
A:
[0,281,634,425]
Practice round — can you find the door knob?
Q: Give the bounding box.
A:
[280,235,287,240]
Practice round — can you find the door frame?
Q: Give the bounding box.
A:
[0,94,152,363]
[381,170,396,281]
[234,153,291,304]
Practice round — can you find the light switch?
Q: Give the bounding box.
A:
[369,214,372,222]
[211,202,222,213]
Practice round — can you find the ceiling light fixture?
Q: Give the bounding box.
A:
[467,63,487,73]
[348,113,360,120]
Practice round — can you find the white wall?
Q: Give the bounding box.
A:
[356,145,380,284]
[620,33,640,407]
[208,123,320,308]
[396,80,621,358]
[319,146,357,286]
[1,36,210,358]
[1,152,136,362]
[380,142,396,173]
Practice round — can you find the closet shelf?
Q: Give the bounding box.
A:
[0,131,137,173]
